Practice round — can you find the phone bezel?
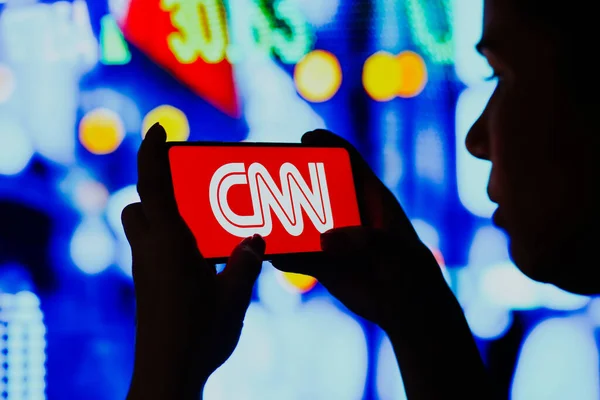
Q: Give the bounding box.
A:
[166,141,364,264]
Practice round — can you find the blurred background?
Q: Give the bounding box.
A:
[0,0,598,399]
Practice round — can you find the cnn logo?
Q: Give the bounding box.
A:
[209,162,334,237]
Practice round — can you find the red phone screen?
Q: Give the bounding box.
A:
[168,145,361,259]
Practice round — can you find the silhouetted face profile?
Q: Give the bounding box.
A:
[466,0,599,294]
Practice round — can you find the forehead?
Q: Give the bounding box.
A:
[482,0,525,44]
[481,0,555,64]
[483,0,519,26]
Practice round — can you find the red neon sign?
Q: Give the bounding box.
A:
[119,0,240,117]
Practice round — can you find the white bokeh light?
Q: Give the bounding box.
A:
[0,113,34,176]
[0,65,16,103]
[295,0,340,28]
[452,0,493,86]
[70,215,116,274]
[206,265,368,399]
[512,317,599,400]
[411,218,440,249]
[105,185,140,277]
[455,82,496,218]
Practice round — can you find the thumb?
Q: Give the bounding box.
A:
[303,130,417,237]
[218,234,266,319]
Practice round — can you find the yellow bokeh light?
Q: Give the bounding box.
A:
[142,105,190,141]
[0,64,15,103]
[396,51,428,98]
[363,51,401,102]
[79,108,125,155]
[277,271,318,294]
[294,50,342,103]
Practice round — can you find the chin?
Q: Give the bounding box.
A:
[508,243,547,283]
[509,238,600,296]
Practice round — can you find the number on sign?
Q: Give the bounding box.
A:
[161,0,228,64]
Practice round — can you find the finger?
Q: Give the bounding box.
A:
[122,202,151,284]
[321,226,436,279]
[320,226,397,259]
[273,228,374,286]
[302,130,415,236]
[270,256,326,278]
[220,235,265,293]
[136,122,182,230]
[219,234,266,321]
[121,202,149,251]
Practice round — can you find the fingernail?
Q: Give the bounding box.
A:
[146,122,166,142]
[248,234,266,257]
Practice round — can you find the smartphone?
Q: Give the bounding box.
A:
[167,142,362,263]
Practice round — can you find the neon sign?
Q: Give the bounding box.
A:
[116,0,312,116]
[257,0,313,64]
[119,0,239,116]
[405,0,453,64]
[160,0,312,65]
[161,0,229,64]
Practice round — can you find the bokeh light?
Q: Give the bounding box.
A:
[106,185,140,277]
[587,298,600,327]
[411,218,440,249]
[376,335,407,400]
[0,65,15,103]
[70,216,116,275]
[0,114,34,176]
[480,263,539,310]
[511,318,599,400]
[294,50,342,102]
[0,290,47,399]
[142,105,190,141]
[396,50,428,98]
[363,51,400,101]
[415,128,444,183]
[363,51,428,101]
[79,108,125,155]
[258,264,302,313]
[80,88,141,133]
[456,83,497,218]
[298,0,340,28]
[277,270,318,294]
[74,180,109,214]
[465,302,512,340]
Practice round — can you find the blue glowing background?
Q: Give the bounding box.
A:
[0,1,598,399]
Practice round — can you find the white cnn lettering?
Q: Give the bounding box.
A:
[209,162,334,237]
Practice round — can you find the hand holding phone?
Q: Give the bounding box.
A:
[278,130,491,400]
[168,141,362,263]
[124,124,267,399]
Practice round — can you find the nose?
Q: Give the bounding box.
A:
[465,110,490,161]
